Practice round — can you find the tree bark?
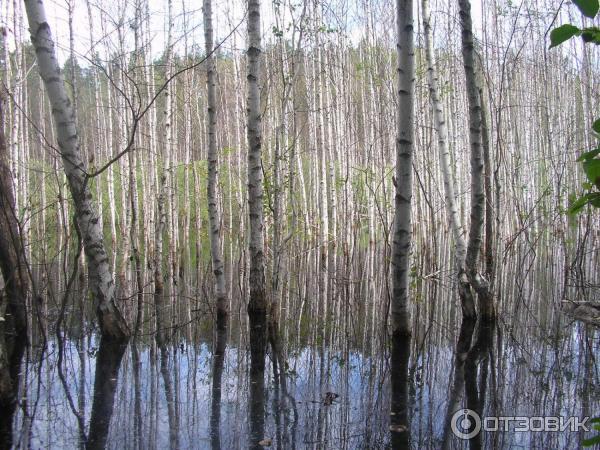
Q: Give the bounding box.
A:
[24,0,129,340]
[422,0,476,319]
[479,87,495,283]
[0,93,28,450]
[391,0,415,336]
[204,0,228,321]
[0,95,27,339]
[458,0,495,321]
[247,0,267,315]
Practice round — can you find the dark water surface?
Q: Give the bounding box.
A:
[3,300,599,450]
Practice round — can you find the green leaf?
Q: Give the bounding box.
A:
[583,434,600,447]
[583,159,600,186]
[569,192,600,214]
[572,195,589,212]
[550,24,581,47]
[574,0,599,18]
[581,26,600,43]
[593,118,600,133]
[577,148,600,161]
[591,194,600,207]
[569,194,592,214]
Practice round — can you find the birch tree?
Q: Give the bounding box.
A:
[0,93,28,450]
[23,0,130,340]
[422,0,476,318]
[247,0,266,317]
[458,0,495,321]
[204,0,228,322]
[391,0,415,336]
[0,94,27,339]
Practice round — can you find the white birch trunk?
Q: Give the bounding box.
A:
[458,0,495,321]
[24,0,129,340]
[422,0,475,318]
[391,0,415,336]
[247,0,267,314]
[204,0,228,320]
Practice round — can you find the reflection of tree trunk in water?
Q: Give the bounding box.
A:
[78,335,87,450]
[272,364,283,450]
[390,331,411,449]
[155,288,178,449]
[579,328,593,449]
[441,318,476,450]
[210,315,228,450]
[249,311,267,450]
[271,331,294,450]
[86,336,127,450]
[132,344,143,450]
[464,322,494,450]
[154,166,178,449]
[268,295,285,414]
[159,344,179,450]
[0,339,25,450]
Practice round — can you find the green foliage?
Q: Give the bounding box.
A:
[551,3,600,442]
[568,192,600,214]
[574,0,599,18]
[581,26,600,43]
[583,158,600,187]
[551,1,600,216]
[583,418,600,446]
[549,24,581,48]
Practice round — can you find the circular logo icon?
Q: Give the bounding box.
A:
[451,409,481,440]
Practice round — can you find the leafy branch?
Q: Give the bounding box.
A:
[550,0,600,216]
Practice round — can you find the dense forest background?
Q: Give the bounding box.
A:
[2,0,598,339]
[0,0,599,448]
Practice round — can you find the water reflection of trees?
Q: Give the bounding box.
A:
[87,337,128,450]
[210,316,227,450]
[390,331,411,449]
[248,311,267,450]
[3,300,599,449]
[440,319,494,450]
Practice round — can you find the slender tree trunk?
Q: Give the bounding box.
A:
[391,0,415,336]
[247,0,266,316]
[154,175,167,345]
[0,96,27,338]
[204,0,228,321]
[24,0,129,340]
[0,93,28,450]
[422,0,476,318]
[458,0,495,322]
[479,87,495,283]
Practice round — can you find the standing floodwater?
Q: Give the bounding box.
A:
[4,266,599,449]
[0,0,599,449]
